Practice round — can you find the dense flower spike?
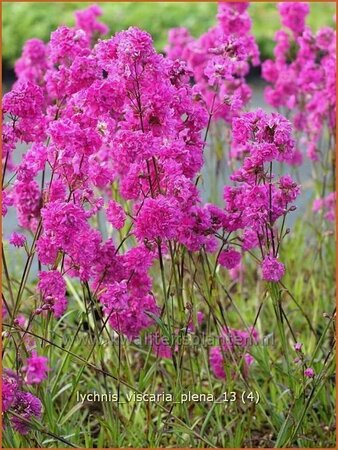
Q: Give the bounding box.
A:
[221,109,300,279]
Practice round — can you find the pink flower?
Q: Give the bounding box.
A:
[261,256,285,282]
[313,192,335,222]
[17,143,47,182]
[2,190,14,217]
[232,109,296,164]
[134,196,182,241]
[49,26,89,65]
[209,347,226,379]
[15,38,48,83]
[11,391,42,434]
[14,314,27,328]
[2,371,42,434]
[99,281,159,339]
[37,270,67,317]
[151,333,173,359]
[304,367,315,378]
[2,371,20,412]
[12,180,41,231]
[74,4,109,38]
[209,326,259,380]
[278,2,310,35]
[9,232,26,248]
[2,81,44,119]
[278,175,301,203]
[106,200,126,230]
[218,248,241,269]
[294,342,303,352]
[22,351,50,384]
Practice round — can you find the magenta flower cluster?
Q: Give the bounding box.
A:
[2,350,49,434]
[166,2,260,123]
[262,2,336,164]
[2,4,330,428]
[2,3,301,343]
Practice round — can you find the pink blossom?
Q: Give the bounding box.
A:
[135,196,182,241]
[14,38,48,83]
[304,367,315,378]
[2,81,44,119]
[75,4,109,38]
[106,200,126,230]
[49,26,90,65]
[12,180,41,231]
[37,270,67,317]
[22,351,50,385]
[11,391,42,434]
[278,2,309,35]
[2,190,14,217]
[2,371,20,413]
[151,333,173,359]
[209,346,226,379]
[313,192,335,222]
[218,248,241,269]
[9,232,26,248]
[209,326,259,380]
[2,371,42,434]
[99,281,159,339]
[294,342,303,352]
[261,256,285,282]
[14,314,27,328]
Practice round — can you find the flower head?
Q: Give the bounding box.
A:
[37,270,67,317]
[218,248,241,269]
[11,391,42,434]
[278,2,310,35]
[22,351,50,385]
[261,256,285,282]
[304,367,315,378]
[9,232,26,248]
[294,342,303,352]
[106,200,126,230]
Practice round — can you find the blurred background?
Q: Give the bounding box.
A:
[2,1,336,77]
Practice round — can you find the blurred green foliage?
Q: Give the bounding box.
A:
[2,2,336,69]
